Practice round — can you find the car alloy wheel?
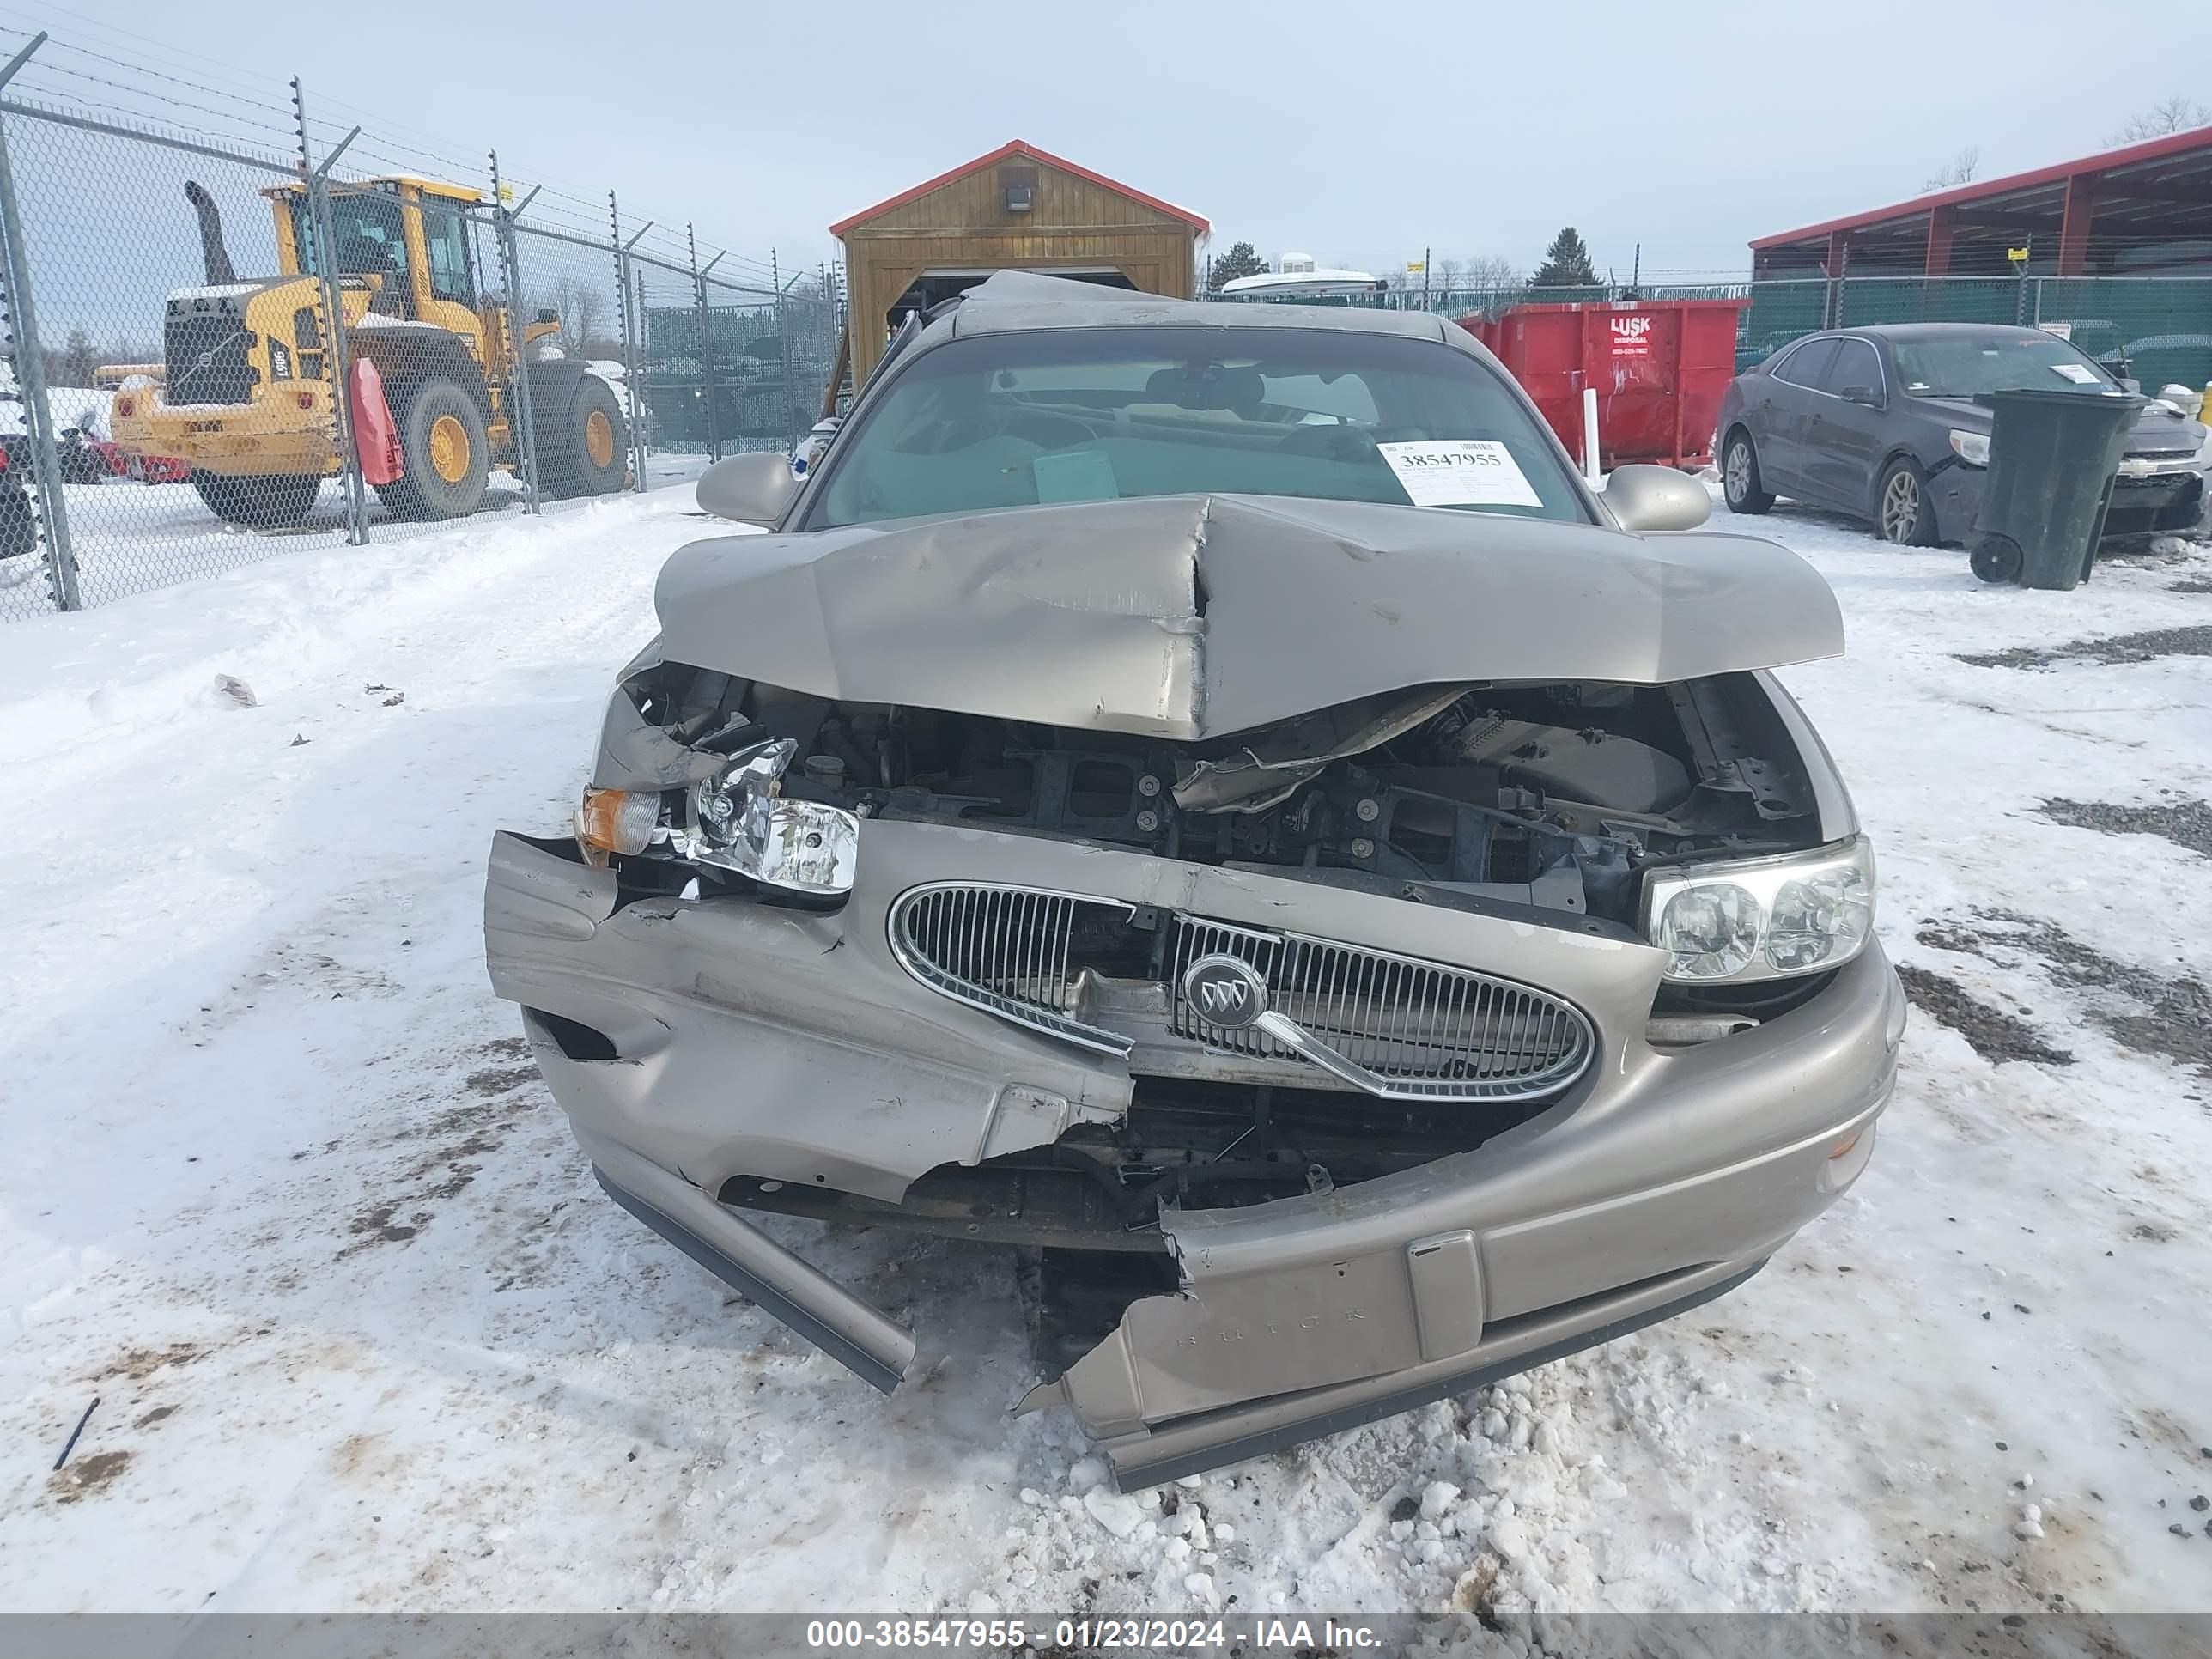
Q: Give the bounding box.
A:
[1725,441,1751,505]
[1880,469,1921,542]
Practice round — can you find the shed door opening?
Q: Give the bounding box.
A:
[886,267,1139,335]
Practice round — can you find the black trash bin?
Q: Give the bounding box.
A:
[1968,387,2143,591]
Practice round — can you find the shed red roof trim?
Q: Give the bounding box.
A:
[1751,125,2212,249]
[829,139,1211,238]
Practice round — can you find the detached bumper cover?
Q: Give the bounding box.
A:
[485,822,1903,1481]
[1035,1258,1771,1491]
[592,1144,915,1395]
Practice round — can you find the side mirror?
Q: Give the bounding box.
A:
[1603,463,1711,533]
[1840,385,1881,407]
[696,452,799,526]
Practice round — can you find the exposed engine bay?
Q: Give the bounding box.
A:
[605,657,1823,937]
[568,658,1838,1233]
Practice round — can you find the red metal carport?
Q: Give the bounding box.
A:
[1752,127,2212,280]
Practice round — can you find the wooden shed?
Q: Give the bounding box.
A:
[830,139,1209,388]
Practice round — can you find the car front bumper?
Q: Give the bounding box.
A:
[1932,459,2209,544]
[484,821,1905,1484]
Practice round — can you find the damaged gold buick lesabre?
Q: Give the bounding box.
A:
[483,272,1904,1488]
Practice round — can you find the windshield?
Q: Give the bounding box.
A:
[806,326,1589,530]
[1893,333,2120,398]
[287,191,411,285]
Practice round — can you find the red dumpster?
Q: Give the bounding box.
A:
[1458,297,1747,472]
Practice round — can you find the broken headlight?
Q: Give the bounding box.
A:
[673,737,859,899]
[1641,836,1875,983]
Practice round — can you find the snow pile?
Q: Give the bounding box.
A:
[0,489,665,769]
[0,379,112,440]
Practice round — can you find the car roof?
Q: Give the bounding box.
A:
[939,268,1454,347]
[1831,323,2061,343]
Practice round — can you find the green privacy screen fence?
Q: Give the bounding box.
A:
[1225,277,2212,386]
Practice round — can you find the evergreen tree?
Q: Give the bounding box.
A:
[1532,228,1598,287]
[1208,241,1268,289]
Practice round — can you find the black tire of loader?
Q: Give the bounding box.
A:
[191,470,321,528]
[540,374,628,499]
[0,484,39,557]
[377,377,491,520]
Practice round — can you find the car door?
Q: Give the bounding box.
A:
[1755,337,1839,495]
[1801,337,1889,512]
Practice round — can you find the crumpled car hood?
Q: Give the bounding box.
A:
[654,494,1843,740]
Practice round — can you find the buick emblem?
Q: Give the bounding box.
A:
[1181,953,1268,1030]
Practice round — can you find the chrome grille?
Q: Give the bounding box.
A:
[885,883,1135,1055]
[1165,916,1590,1100]
[887,881,1593,1102]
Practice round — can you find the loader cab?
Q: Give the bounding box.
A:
[270,177,483,343]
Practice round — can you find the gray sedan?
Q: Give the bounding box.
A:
[1717,322,2209,544]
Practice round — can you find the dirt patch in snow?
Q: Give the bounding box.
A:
[2039,796,2212,860]
[1954,624,2212,671]
[347,1201,424,1247]
[2171,577,2212,594]
[338,1044,547,1257]
[1922,912,2212,1078]
[48,1449,131,1504]
[95,1344,207,1382]
[1896,963,2075,1067]
[464,1064,539,1097]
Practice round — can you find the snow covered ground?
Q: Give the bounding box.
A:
[0,451,715,617]
[2,483,2209,1620]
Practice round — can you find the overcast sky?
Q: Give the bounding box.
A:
[27,0,2212,282]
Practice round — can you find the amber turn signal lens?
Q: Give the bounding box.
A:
[574,787,657,856]
[1827,1131,1862,1160]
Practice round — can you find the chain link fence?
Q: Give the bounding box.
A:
[0,30,833,622]
[1215,274,2212,384]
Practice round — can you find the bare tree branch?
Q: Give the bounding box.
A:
[2107,95,2211,144]
[1923,146,1980,192]
[534,274,610,359]
[1462,255,1523,293]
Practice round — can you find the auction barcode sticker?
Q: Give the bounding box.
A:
[1377,440,1544,508]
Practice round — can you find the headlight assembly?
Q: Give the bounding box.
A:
[1641,836,1875,984]
[673,737,858,899]
[1948,428,1990,467]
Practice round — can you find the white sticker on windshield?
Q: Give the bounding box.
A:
[1377,440,1544,508]
[2051,362,2100,385]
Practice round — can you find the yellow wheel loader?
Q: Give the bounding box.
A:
[106,175,629,528]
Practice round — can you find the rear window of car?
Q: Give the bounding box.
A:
[805,325,1591,530]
